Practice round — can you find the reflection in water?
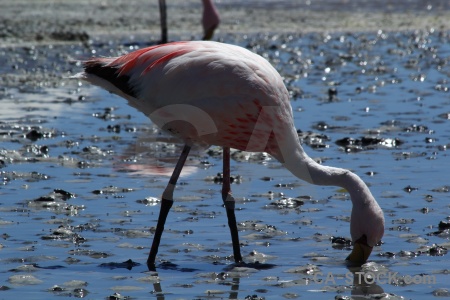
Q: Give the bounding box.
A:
[149,262,277,299]
[114,135,200,177]
[152,280,164,300]
[347,266,385,298]
[306,264,387,297]
[150,266,387,300]
[229,277,240,299]
[151,272,241,300]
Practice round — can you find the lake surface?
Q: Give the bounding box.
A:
[1,28,449,299]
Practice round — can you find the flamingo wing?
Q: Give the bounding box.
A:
[77,41,293,153]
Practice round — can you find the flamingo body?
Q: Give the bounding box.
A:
[82,41,290,157]
[76,41,384,268]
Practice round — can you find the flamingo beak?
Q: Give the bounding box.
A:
[346,235,373,264]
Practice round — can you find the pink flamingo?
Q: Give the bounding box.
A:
[75,41,384,270]
[158,0,220,43]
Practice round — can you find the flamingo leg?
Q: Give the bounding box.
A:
[147,144,191,269]
[222,147,243,263]
[158,0,168,44]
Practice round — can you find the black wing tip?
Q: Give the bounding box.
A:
[83,59,109,74]
[82,60,138,99]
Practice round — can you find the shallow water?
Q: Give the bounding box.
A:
[1,30,450,299]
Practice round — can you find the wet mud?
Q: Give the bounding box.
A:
[1,1,450,299]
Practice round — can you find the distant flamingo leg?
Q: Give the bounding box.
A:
[158,0,168,44]
[147,144,191,269]
[222,147,243,263]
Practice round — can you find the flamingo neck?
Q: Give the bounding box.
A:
[273,134,384,248]
[274,137,371,208]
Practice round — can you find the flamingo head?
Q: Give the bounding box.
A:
[346,192,384,264]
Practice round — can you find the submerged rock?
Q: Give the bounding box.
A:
[8,274,43,285]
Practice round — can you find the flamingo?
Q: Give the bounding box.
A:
[158,0,220,43]
[74,41,385,270]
